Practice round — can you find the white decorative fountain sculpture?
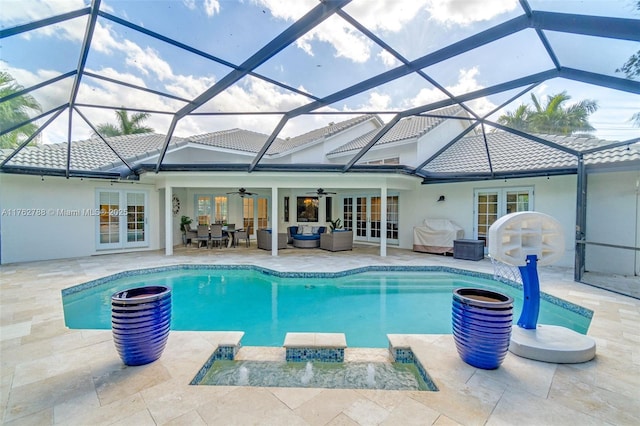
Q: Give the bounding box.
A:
[488,212,596,363]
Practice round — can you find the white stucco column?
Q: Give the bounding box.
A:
[380,186,387,257]
[165,187,173,256]
[271,186,279,256]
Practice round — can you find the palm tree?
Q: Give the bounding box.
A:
[498,91,598,136]
[0,71,42,149]
[95,109,153,137]
[495,104,530,131]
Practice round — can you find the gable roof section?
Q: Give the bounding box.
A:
[276,115,381,154]
[328,106,465,155]
[423,132,640,175]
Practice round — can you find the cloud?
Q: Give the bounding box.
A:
[345,0,430,32]
[407,67,496,115]
[121,40,174,82]
[297,15,372,63]
[204,0,221,16]
[426,0,519,25]
[257,0,520,64]
[377,50,400,68]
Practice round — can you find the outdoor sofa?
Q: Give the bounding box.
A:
[288,225,326,248]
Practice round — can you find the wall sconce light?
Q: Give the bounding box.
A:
[437,195,445,202]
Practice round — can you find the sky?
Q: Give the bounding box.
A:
[1,0,639,145]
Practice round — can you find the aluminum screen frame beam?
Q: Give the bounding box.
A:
[156,0,351,173]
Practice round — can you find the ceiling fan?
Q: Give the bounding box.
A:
[306,188,337,198]
[226,188,255,197]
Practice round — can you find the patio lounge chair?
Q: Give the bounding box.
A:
[257,229,287,250]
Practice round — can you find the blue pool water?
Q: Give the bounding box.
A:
[62,266,592,348]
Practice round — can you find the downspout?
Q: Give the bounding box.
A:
[574,155,586,282]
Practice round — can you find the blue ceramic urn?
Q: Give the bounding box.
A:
[111,286,172,366]
[452,287,513,370]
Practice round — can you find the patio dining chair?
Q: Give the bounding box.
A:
[195,225,210,248]
[234,229,250,247]
[184,224,198,246]
[210,223,229,249]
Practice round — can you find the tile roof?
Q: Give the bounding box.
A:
[0,115,379,170]
[188,129,282,154]
[0,133,185,171]
[328,106,464,155]
[1,118,636,175]
[423,132,640,174]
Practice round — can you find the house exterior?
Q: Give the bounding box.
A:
[1,110,638,283]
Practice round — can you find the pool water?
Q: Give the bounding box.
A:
[62,266,592,348]
[195,360,436,391]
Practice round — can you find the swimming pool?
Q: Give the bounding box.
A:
[62,265,592,348]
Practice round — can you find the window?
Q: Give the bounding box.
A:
[343,197,353,230]
[386,195,399,240]
[363,157,400,165]
[284,196,289,222]
[297,197,318,222]
[195,194,228,225]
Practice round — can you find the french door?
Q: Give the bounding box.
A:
[96,189,148,250]
[474,187,533,247]
[242,196,269,235]
[343,194,399,244]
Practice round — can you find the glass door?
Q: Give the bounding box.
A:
[98,191,121,249]
[344,194,399,244]
[243,196,269,235]
[126,192,147,247]
[355,196,368,239]
[474,187,533,248]
[97,190,148,250]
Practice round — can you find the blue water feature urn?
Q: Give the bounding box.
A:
[111,286,172,366]
[452,287,514,369]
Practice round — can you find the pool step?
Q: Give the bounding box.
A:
[284,332,347,362]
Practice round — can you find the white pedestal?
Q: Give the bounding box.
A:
[509,324,596,363]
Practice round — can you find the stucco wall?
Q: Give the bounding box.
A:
[402,175,578,268]
[0,174,160,264]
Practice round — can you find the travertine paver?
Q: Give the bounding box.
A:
[1,245,638,425]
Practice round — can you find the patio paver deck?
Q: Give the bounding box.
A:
[1,245,638,425]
